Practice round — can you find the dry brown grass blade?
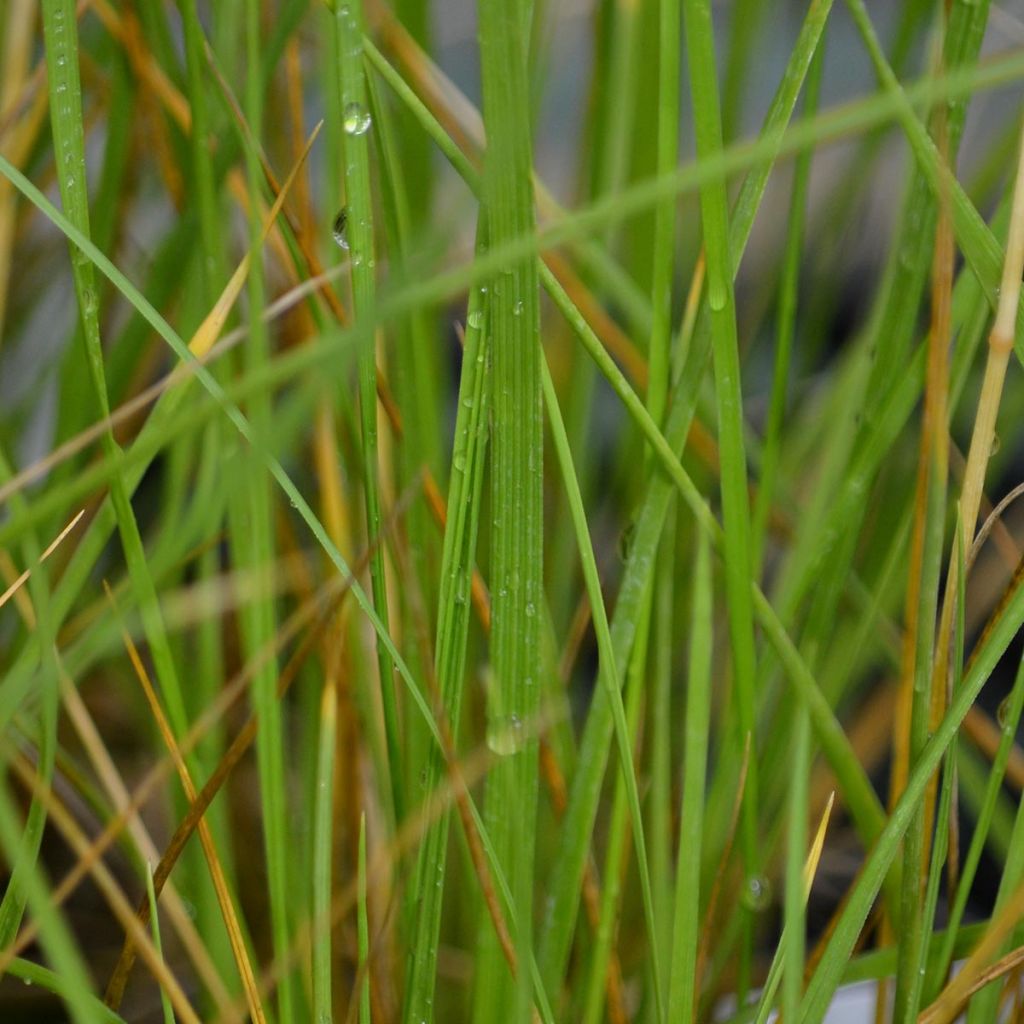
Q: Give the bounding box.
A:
[0,42,46,143]
[120,9,184,208]
[3,750,204,1024]
[0,0,40,344]
[920,872,1024,1024]
[0,517,235,1012]
[968,479,1024,575]
[57,670,238,1019]
[99,584,365,1012]
[0,510,84,612]
[0,566,351,980]
[101,583,267,1024]
[190,121,324,362]
[927,113,1024,806]
[0,552,36,626]
[923,941,1024,1021]
[284,35,316,250]
[875,81,956,1024]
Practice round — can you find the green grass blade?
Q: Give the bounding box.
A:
[144,864,175,1024]
[470,0,545,1013]
[312,684,337,1024]
[358,813,371,1024]
[333,0,404,825]
[542,358,665,1017]
[667,525,712,1024]
[681,11,760,973]
[401,280,491,1024]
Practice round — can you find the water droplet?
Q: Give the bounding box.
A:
[332,209,349,250]
[453,452,467,473]
[991,433,1001,456]
[741,874,772,912]
[343,102,372,136]
[525,602,536,618]
[486,715,524,756]
[513,300,524,316]
[708,278,727,312]
[468,310,484,330]
[462,396,475,409]
[998,695,1014,730]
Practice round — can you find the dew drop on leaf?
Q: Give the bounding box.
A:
[741,874,772,912]
[342,102,372,136]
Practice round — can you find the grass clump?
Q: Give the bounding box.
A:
[5,1,1024,1022]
